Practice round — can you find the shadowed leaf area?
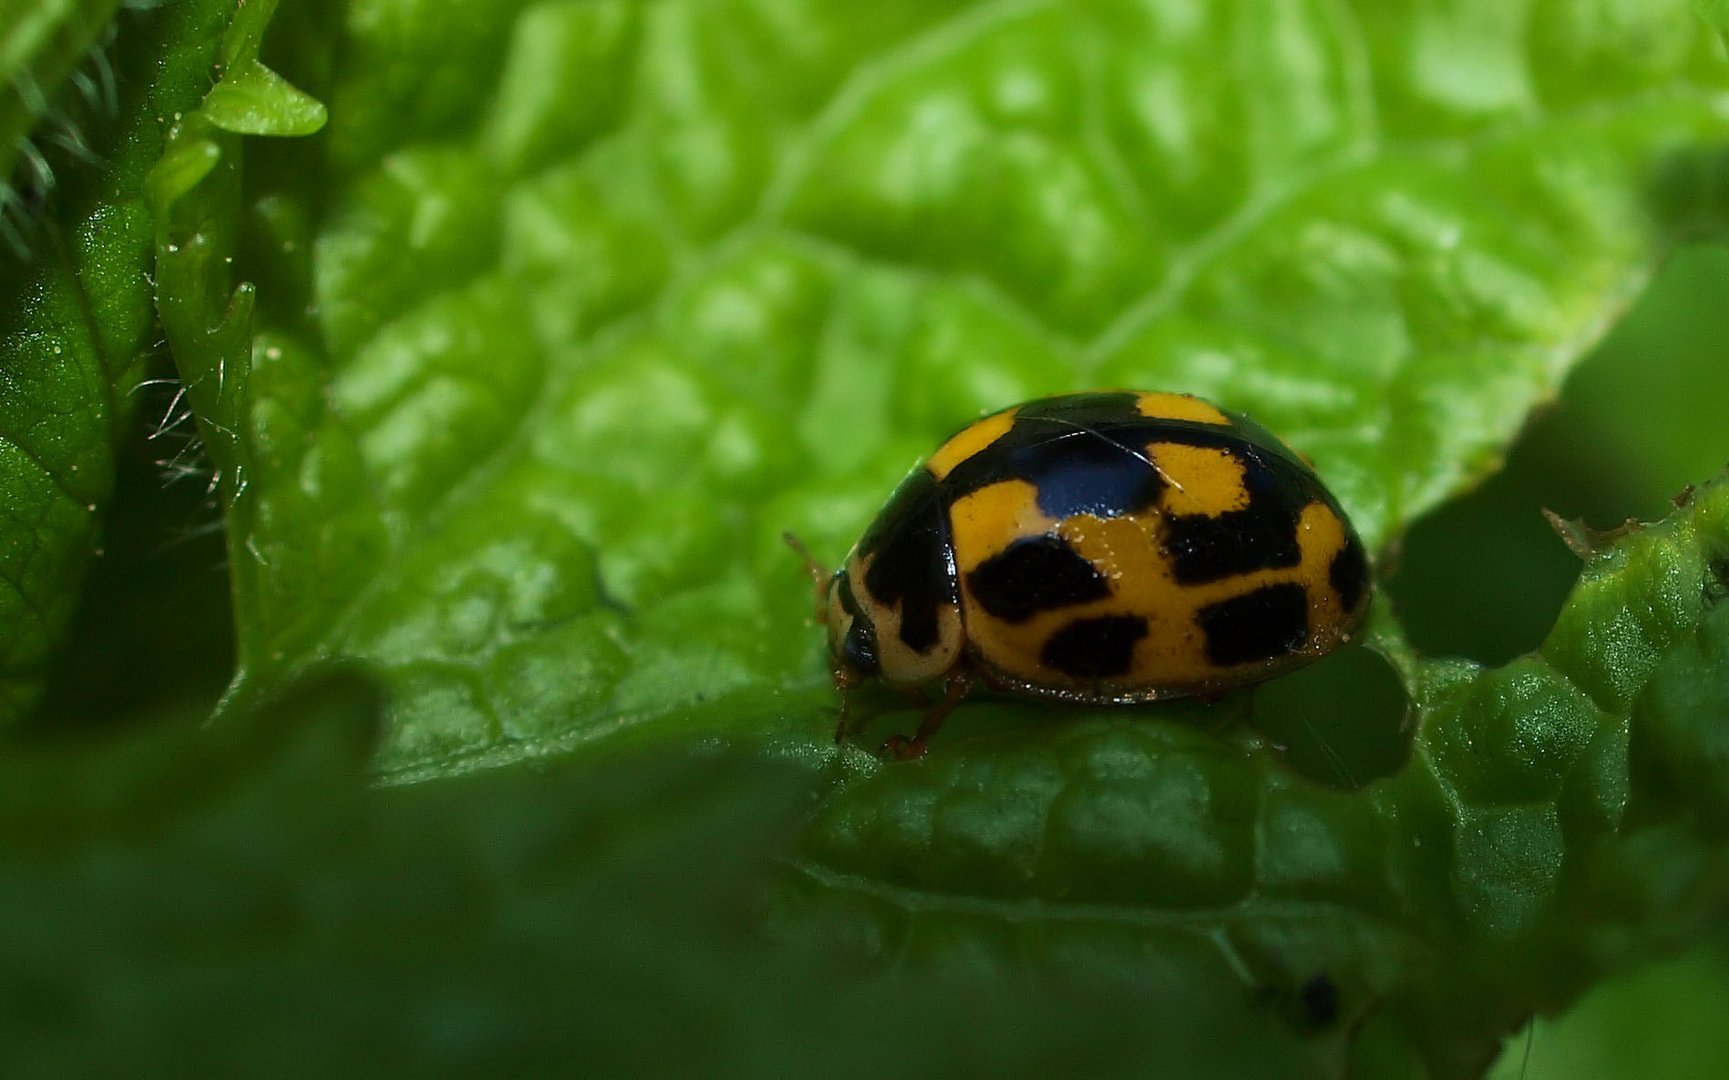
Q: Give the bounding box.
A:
[0,670,1305,1078]
[8,0,1729,1076]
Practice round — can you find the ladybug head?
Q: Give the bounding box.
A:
[824,568,881,686]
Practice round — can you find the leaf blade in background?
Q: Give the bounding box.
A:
[0,0,119,191]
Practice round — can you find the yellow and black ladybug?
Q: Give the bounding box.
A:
[797,391,1371,758]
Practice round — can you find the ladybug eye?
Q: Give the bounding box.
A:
[833,575,881,677]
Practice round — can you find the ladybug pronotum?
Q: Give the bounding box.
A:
[800,391,1371,758]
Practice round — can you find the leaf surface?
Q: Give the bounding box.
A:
[154,0,1729,778]
[132,3,1729,1072]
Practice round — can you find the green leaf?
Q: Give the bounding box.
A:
[0,668,1312,1079]
[130,3,1729,1071]
[16,492,1727,1077]
[1484,925,1729,1079]
[0,1,235,724]
[154,0,1729,779]
[794,472,1729,1076]
[200,60,327,138]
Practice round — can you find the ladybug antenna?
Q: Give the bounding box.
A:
[782,531,830,621]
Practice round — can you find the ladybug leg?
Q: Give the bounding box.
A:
[832,687,869,745]
[831,666,864,745]
[782,531,830,623]
[881,669,972,761]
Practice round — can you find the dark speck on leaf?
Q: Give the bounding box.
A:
[1299,974,1339,1028]
[1706,550,1729,603]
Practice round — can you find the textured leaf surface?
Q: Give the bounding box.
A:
[127,2,1729,1075]
[793,474,1729,1076]
[0,2,232,723]
[159,0,1729,778]
[0,670,1309,1079]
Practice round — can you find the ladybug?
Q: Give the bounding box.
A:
[793,391,1371,758]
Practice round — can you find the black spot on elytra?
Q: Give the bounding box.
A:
[1040,615,1149,679]
[1014,392,1145,428]
[1160,458,1309,585]
[1028,436,1167,519]
[941,393,1168,520]
[1198,583,1309,665]
[858,469,957,654]
[967,535,1110,623]
[937,395,1330,587]
[1329,532,1368,611]
[1162,507,1301,583]
[834,572,879,676]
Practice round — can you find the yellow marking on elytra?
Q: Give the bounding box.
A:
[1294,500,1350,629]
[1137,392,1231,425]
[948,480,1067,684]
[844,552,963,686]
[1056,512,1219,686]
[943,467,1365,698]
[1150,442,1249,517]
[947,480,1056,572]
[927,408,1018,481]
